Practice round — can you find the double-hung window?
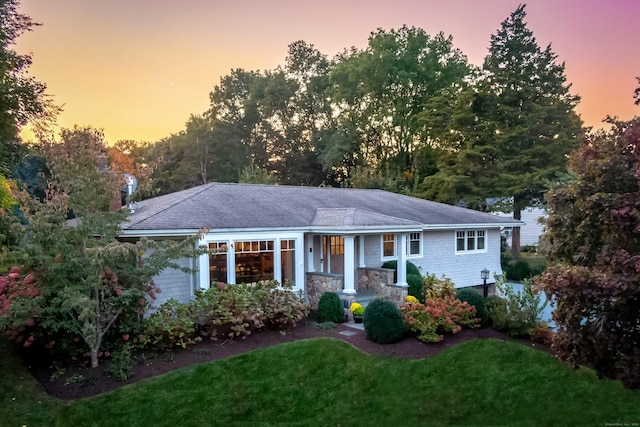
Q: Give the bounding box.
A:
[455,230,486,253]
[407,232,421,257]
[382,234,396,259]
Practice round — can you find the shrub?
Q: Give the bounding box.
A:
[363,298,406,344]
[504,259,532,281]
[401,298,479,343]
[193,282,265,340]
[423,273,456,301]
[106,343,134,382]
[497,279,547,338]
[138,299,198,351]
[455,288,489,327]
[381,260,421,276]
[257,280,309,329]
[485,295,508,330]
[407,273,423,300]
[317,292,344,323]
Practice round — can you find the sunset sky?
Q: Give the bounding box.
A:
[16,0,640,144]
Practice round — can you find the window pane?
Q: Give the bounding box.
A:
[410,240,420,255]
[456,231,465,251]
[281,242,295,284]
[209,242,228,284]
[234,240,275,284]
[477,231,486,250]
[383,234,395,257]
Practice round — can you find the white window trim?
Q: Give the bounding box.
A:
[455,229,488,254]
[381,233,397,261]
[406,232,422,258]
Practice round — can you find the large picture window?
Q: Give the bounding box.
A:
[235,240,274,284]
[456,230,487,253]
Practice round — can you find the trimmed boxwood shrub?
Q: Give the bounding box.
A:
[363,298,406,344]
[406,273,423,301]
[317,292,344,323]
[455,288,489,327]
[486,295,508,330]
[381,259,420,276]
[381,260,423,300]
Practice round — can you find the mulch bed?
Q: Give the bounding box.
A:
[26,322,553,401]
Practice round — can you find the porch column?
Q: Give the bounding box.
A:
[397,234,408,287]
[306,235,315,272]
[197,236,210,290]
[358,234,366,268]
[343,235,356,294]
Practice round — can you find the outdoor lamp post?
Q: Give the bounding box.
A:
[481,268,490,298]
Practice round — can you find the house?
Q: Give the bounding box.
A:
[119,183,522,309]
[493,207,546,248]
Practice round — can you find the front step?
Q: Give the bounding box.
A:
[338,292,378,323]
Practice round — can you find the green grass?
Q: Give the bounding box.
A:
[2,337,640,426]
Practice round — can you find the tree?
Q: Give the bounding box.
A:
[1,127,201,368]
[0,0,54,176]
[536,115,640,388]
[326,27,469,189]
[418,5,582,254]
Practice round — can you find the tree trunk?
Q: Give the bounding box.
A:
[511,208,521,258]
[91,347,99,368]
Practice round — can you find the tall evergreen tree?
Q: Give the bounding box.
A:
[419,5,582,255]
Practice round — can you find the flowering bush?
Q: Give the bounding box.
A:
[0,267,43,346]
[349,302,365,317]
[401,297,479,343]
[349,302,362,313]
[405,295,419,304]
[139,280,309,350]
[422,274,456,301]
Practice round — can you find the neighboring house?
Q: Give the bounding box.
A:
[493,207,546,248]
[119,183,522,308]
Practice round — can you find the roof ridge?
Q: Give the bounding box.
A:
[126,183,216,228]
[353,208,422,225]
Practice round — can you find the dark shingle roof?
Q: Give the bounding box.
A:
[121,183,520,233]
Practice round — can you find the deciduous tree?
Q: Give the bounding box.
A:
[537,115,640,388]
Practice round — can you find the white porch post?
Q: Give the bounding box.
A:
[306,235,315,272]
[197,236,210,290]
[358,234,366,268]
[397,234,408,287]
[343,235,356,294]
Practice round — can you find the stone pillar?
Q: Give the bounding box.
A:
[343,235,356,294]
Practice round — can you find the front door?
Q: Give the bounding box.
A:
[322,235,344,274]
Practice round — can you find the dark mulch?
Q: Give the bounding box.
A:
[27,322,553,401]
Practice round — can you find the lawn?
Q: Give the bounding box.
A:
[2,336,639,426]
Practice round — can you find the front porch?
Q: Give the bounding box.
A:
[305,267,409,310]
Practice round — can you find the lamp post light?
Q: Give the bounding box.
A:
[481,268,490,298]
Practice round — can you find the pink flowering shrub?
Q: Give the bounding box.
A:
[0,267,43,345]
[138,280,309,351]
[401,297,480,343]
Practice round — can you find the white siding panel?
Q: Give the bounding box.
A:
[495,207,546,247]
[419,229,503,288]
